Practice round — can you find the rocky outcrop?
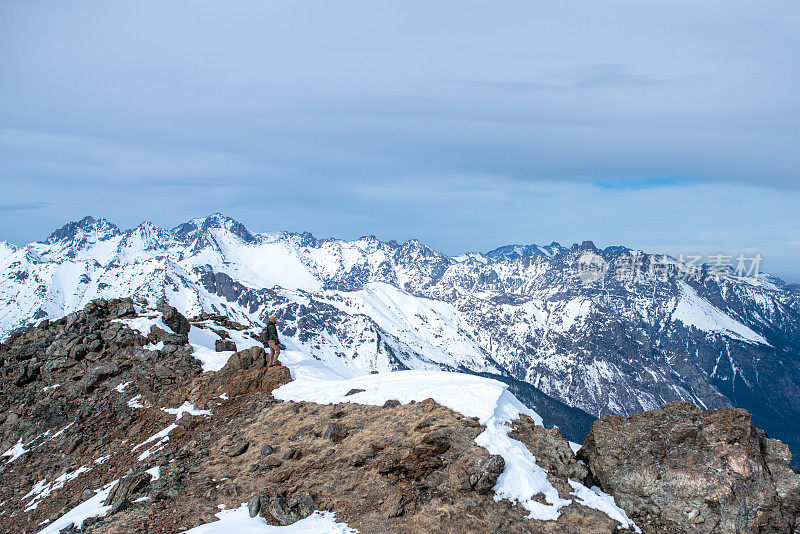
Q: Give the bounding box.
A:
[207,345,292,397]
[104,471,154,515]
[579,401,800,533]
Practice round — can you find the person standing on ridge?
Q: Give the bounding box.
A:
[262,316,281,366]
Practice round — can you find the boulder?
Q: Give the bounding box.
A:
[218,346,267,375]
[153,365,176,381]
[215,339,237,352]
[578,401,800,533]
[79,363,120,393]
[211,345,291,396]
[13,366,33,386]
[162,332,189,346]
[264,491,317,525]
[268,493,302,525]
[248,495,261,518]
[288,491,317,519]
[157,298,190,335]
[323,423,348,443]
[223,440,250,457]
[468,454,505,494]
[108,298,136,319]
[103,471,152,516]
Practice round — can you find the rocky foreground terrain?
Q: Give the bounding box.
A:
[0,298,798,533]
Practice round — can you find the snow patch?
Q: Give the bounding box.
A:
[146,466,161,481]
[569,480,640,532]
[162,401,212,418]
[182,505,357,534]
[37,480,117,534]
[188,322,263,372]
[113,381,132,393]
[23,466,91,511]
[127,395,145,409]
[133,402,211,461]
[114,315,169,336]
[1,438,27,463]
[473,389,571,520]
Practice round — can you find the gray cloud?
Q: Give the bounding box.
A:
[0,202,53,212]
[445,63,672,93]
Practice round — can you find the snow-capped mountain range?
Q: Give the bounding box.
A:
[2,214,799,463]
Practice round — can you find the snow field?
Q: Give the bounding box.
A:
[672,281,770,345]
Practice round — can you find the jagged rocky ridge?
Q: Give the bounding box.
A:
[0,300,798,533]
[1,214,799,467]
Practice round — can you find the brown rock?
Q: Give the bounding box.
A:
[578,401,800,533]
[223,440,250,457]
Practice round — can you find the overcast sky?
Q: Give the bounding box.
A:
[1,1,799,281]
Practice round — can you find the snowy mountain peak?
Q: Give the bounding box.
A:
[173,213,255,244]
[484,242,566,261]
[116,220,176,257]
[397,238,448,260]
[294,231,320,248]
[44,216,120,244]
[602,245,633,255]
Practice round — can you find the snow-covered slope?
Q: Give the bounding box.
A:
[1,214,799,464]
[671,281,769,345]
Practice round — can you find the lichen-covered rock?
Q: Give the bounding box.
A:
[247,495,261,517]
[323,422,348,442]
[578,401,800,533]
[469,454,505,494]
[104,471,152,515]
